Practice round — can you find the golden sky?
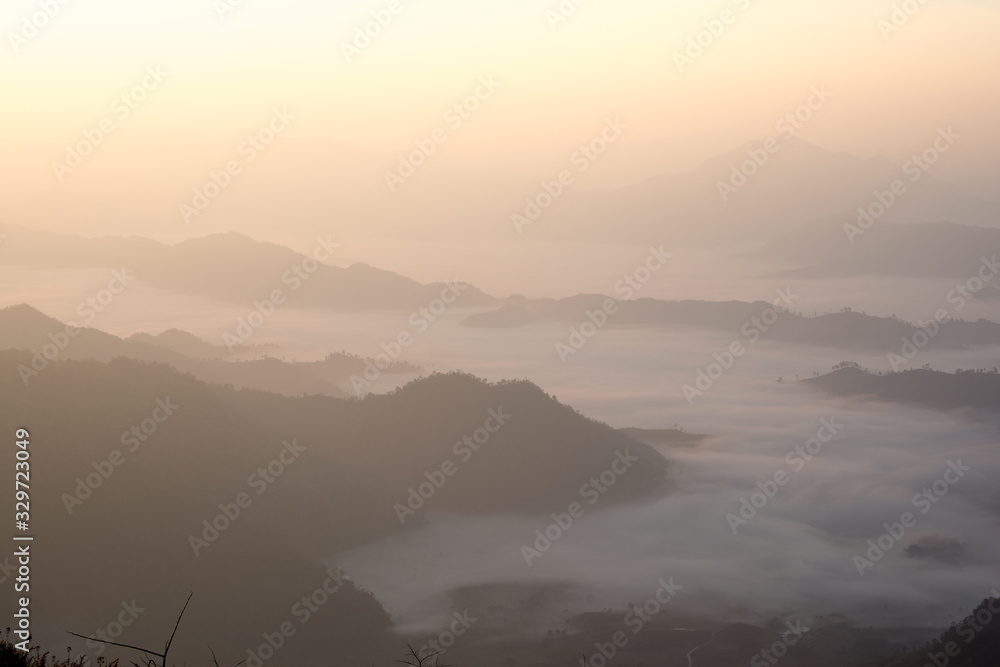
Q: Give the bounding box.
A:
[2,0,998,238]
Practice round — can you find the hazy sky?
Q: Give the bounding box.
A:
[2,0,998,241]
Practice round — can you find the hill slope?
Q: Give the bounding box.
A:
[878,597,1000,667]
[0,224,494,310]
[463,296,1000,352]
[0,352,669,663]
[804,367,1000,413]
[521,138,1000,245]
[0,304,419,396]
[755,221,1000,284]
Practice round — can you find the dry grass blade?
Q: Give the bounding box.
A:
[68,593,193,667]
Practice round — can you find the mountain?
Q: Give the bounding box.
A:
[753,220,1000,283]
[127,328,236,359]
[0,351,669,663]
[877,597,1000,667]
[0,304,417,397]
[0,224,495,311]
[804,366,1000,413]
[469,607,911,667]
[617,427,708,448]
[7,138,997,252]
[522,138,1000,245]
[462,295,1000,352]
[0,303,187,361]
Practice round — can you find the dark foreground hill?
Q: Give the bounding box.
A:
[876,597,1000,667]
[0,351,668,665]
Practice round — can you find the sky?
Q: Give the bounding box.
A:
[1,0,998,247]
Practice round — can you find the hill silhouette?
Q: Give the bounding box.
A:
[0,304,418,397]
[756,220,1000,284]
[463,296,1000,352]
[0,224,494,311]
[515,138,1000,245]
[128,328,234,359]
[0,351,669,664]
[878,597,1000,667]
[805,367,1000,413]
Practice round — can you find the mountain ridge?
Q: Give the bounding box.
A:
[0,223,495,311]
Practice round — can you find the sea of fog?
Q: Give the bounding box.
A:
[328,319,1000,635]
[3,267,1000,634]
